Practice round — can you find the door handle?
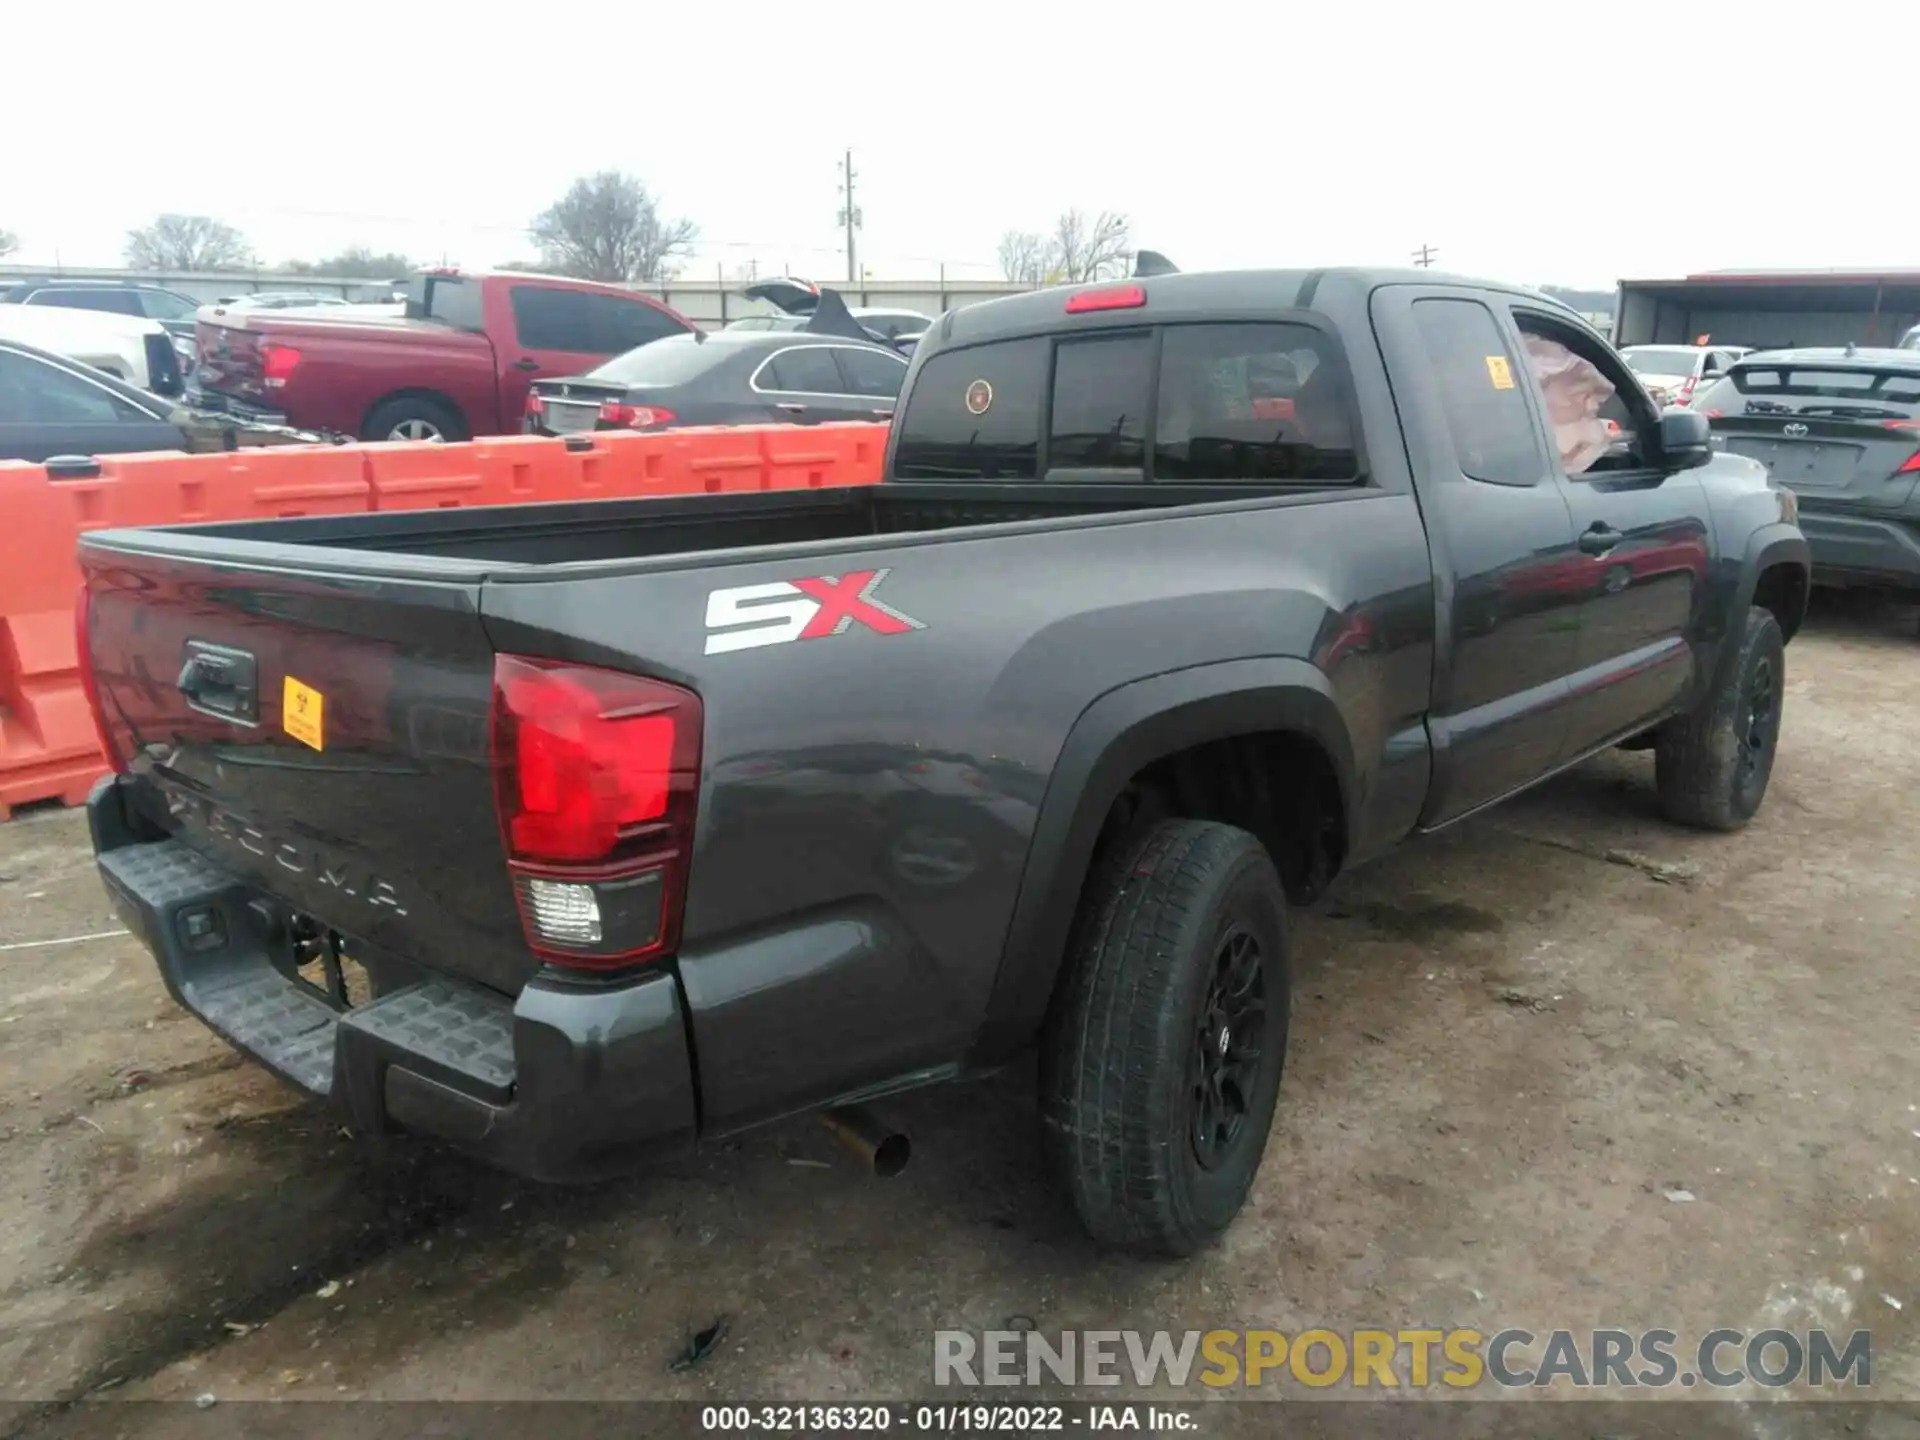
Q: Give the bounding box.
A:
[871,408,895,420]
[774,402,807,414]
[513,357,541,372]
[178,641,259,723]
[1578,524,1623,556]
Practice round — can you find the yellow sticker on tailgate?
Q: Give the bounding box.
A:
[1485,355,1516,390]
[283,676,325,752]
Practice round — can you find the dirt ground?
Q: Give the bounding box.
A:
[3,594,1918,1435]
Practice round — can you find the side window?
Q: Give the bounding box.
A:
[1514,311,1655,478]
[834,347,908,399]
[509,286,596,351]
[759,346,845,395]
[36,289,144,317]
[1410,298,1549,488]
[0,349,148,423]
[1051,332,1152,471]
[1154,322,1359,483]
[140,291,200,321]
[592,296,685,354]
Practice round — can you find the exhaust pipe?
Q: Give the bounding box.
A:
[819,1105,911,1178]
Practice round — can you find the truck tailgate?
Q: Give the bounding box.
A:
[82,547,537,995]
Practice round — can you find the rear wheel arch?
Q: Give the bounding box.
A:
[971,659,1356,1065]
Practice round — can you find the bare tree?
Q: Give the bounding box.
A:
[997,230,1048,285]
[0,229,16,260]
[1047,209,1131,283]
[285,247,413,278]
[530,172,697,284]
[125,214,251,271]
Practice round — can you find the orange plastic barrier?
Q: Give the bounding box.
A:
[0,422,888,818]
[0,466,109,820]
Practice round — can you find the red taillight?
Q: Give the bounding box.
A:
[259,341,301,389]
[1884,421,1920,473]
[490,656,702,969]
[1065,284,1147,314]
[1701,408,1724,418]
[525,392,546,419]
[75,585,127,775]
[1678,375,1698,404]
[599,401,676,429]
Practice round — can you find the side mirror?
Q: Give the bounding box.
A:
[1660,407,1713,471]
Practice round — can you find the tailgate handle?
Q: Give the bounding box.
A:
[178,641,259,725]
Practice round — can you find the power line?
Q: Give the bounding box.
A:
[1412,243,1439,269]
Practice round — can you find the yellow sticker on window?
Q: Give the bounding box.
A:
[283,676,325,752]
[1485,355,1516,390]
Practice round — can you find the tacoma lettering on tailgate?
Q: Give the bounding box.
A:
[165,789,409,917]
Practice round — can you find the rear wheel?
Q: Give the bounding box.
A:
[1040,819,1290,1256]
[1656,605,1786,830]
[362,396,467,444]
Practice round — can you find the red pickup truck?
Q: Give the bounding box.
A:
[190,269,694,442]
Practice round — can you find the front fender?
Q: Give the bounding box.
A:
[968,657,1357,1064]
[1736,523,1811,633]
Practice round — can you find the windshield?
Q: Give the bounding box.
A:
[1624,348,1699,378]
[588,335,731,385]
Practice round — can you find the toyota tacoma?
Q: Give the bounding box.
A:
[78,263,1809,1255]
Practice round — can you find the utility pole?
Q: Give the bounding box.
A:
[836,149,862,284]
[1412,244,1438,269]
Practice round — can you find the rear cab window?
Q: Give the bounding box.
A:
[892,322,1360,483]
[408,274,484,331]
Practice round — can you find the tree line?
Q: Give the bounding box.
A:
[5,186,1141,290]
[0,172,701,283]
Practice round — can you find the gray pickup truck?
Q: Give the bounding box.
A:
[78,264,1809,1256]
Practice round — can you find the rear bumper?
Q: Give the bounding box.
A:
[1800,509,1920,589]
[181,385,290,428]
[88,777,698,1183]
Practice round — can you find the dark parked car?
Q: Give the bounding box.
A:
[1696,348,1920,592]
[525,330,906,436]
[79,261,1808,1257]
[0,337,187,462]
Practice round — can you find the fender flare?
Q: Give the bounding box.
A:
[969,657,1357,1063]
[1716,524,1810,686]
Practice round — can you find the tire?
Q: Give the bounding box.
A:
[362,396,467,443]
[1656,605,1786,831]
[1040,818,1291,1256]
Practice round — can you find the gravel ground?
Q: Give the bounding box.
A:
[2,594,1916,1438]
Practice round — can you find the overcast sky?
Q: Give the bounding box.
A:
[5,0,1911,289]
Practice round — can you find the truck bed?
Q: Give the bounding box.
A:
[119,481,1312,572]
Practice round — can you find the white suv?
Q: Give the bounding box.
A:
[0,305,183,396]
[1621,344,1753,407]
